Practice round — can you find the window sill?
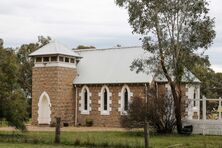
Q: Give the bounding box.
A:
[100,111,110,115]
[80,110,90,115]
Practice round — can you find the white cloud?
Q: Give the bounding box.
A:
[0,0,137,48]
[211,65,222,73]
[0,0,221,71]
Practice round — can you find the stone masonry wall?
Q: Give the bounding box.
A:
[76,84,146,127]
[32,67,76,125]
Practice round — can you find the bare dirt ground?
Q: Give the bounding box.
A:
[0,125,127,132]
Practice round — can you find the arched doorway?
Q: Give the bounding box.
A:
[37,92,51,124]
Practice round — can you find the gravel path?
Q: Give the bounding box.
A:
[0,125,127,132]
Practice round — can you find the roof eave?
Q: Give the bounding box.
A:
[73,82,150,85]
[29,53,82,58]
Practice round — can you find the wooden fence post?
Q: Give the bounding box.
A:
[144,84,149,148]
[54,117,61,144]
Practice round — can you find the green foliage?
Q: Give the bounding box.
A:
[213,73,222,97]
[121,97,146,128]
[116,0,215,81]
[16,36,51,99]
[74,45,96,50]
[85,118,93,127]
[5,90,29,131]
[121,94,175,133]
[16,36,51,117]
[188,55,222,98]
[0,40,28,131]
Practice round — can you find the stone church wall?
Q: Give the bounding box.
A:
[32,67,76,126]
[76,83,190,127]
[76,84,147,127]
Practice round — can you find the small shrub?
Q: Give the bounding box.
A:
[121,90,176,134]
[0,118,8,127]
[23,137,29,143]
[85,118,93,127]
[101,142,109,147]
[32,137,40,144]
[74,138,80,146]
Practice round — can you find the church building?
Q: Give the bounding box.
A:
[30,41,200,127]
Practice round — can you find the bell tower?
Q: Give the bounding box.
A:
[30,41,81,126]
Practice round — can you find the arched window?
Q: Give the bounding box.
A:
[84,88,88,110]
[99,85,112,115]
[79,86,91,114]
[103,88,108,111]
[124,88,128,111]
[118,85,133,115]
[38,91,51,125]
[193,90,196,106]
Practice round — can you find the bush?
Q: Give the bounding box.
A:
[121,97,146,128]
[85,118,93,127]
[121,88,176,134]
[74,138,80,145]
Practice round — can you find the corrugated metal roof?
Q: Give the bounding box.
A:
[73,46,201,84]
[29,41,81,57]
[73,46,153,84]
[154,69,201,83]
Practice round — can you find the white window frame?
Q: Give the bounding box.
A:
[98,85,112,115]
[79,85,92,115]
[118,85,133,115]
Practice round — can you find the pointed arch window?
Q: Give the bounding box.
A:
[103,89,108,111]
[99,85,112,115]
[118,85,133,115]
[79,86,92,114]
[38,91,51,124]
[124,88,128,111]
[84,88,88,110]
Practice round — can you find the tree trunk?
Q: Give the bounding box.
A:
[54,117,61,144]
[159,49,183,134]
[170,84,182,134]
[175,100,182,133]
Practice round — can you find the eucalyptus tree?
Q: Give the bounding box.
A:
[17,36,51,117]
[115,0,215,133]
[0,39,28,130]
[17,36,51,99]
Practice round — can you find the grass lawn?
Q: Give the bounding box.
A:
[0,143,74,148]
[0,130,222,148]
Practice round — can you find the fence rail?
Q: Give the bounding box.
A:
[187,96,222,120]
[185,97,222,135]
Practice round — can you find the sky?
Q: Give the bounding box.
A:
[0,0,221,72]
